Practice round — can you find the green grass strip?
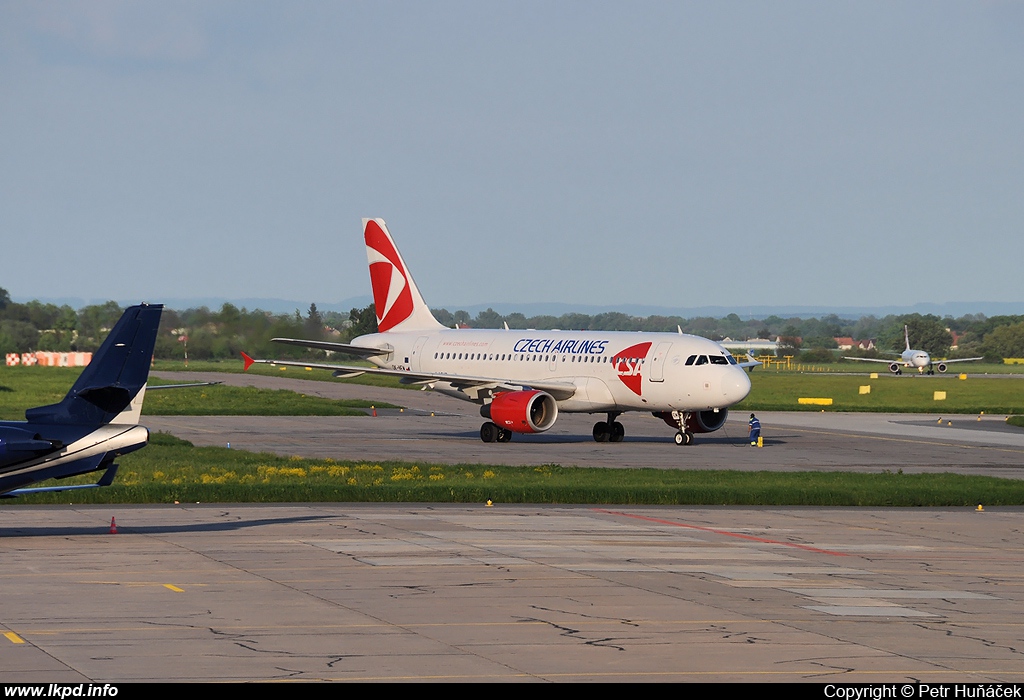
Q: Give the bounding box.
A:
[736,373,1024,414]
[6,433,1022,507]
[0,368,398,419]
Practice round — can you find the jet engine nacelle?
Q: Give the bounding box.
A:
[685,409,729,433]
[0,427,62,467]
[936,363,948,373]
[889,362,901,374]
[480,390,558,433]
[653,409,728,433]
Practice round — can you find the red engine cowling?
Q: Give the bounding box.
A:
[480,390,558,433]
[653,409,728,433]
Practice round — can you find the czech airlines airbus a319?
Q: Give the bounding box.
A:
[243,219,755,445]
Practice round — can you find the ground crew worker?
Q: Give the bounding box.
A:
[748,413,761,446]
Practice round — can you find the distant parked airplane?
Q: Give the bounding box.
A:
[244,218,755,446]
[844,325,982,375]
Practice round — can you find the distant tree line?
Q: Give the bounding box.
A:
[2,286,1023,362]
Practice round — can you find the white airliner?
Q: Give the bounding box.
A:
[243,219,754,445]
[843,325,982,375]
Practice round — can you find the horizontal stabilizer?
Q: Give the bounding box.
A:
[271,338,388,356]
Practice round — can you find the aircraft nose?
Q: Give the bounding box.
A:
[725,367,751,405]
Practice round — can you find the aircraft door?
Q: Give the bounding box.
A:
[411,336,429,371]
[649,342,672,382]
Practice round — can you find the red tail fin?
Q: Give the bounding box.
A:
[241,351,255,371]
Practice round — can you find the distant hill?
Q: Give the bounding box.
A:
[11,295,1022,319]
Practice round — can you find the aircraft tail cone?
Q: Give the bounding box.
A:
[109,517,118,534]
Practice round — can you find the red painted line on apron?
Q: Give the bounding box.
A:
[593,509,849,557]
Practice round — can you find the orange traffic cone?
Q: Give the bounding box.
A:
[109,517,118,534]
[371,405,377,417]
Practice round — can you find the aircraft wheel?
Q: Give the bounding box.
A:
[480,422,498,443]
[497,428,512,442]
[593,421,610,443]
[674,431,685,446]
[610,421,625,442]
[684,431,694,445]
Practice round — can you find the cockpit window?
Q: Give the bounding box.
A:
[709,355,728,365]
[695,355,709,365]
[685,355,696,365]
[727,355,737,365]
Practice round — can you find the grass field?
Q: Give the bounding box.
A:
[5,433,1023,507]
[153,359,406,389]
[737,373,1024,414]
[0,366,398,420]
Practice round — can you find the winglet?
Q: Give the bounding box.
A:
[241,351,255,371]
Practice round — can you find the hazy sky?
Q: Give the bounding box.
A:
[2,2,1023,311]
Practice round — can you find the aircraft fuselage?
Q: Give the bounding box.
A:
[354,328,752,414]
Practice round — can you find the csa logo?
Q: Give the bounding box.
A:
[614,342,651,397]
[364,220,414,332]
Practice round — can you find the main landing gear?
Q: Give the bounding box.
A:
[480,422,512,443]
[593,413,625,443]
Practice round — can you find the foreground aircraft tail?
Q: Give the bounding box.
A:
[363,218,444,334]
[24,304,163,426]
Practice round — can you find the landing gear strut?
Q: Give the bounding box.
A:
[668,410,694,446]
[480,422,512,443]
[593,413,625,443]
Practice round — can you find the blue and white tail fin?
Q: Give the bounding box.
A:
[24,304,163,426]
[363,218,443,334]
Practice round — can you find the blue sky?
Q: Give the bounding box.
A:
[2,2,1023,311]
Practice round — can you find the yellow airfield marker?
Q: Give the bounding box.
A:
[4,632,25,644]
[164,584,184,592]
[933,391,947,401]
[859,385,871,395]
[870,372,879,379]
[798,398,833,405]
[976,505,985,512]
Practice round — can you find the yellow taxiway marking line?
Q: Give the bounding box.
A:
[163,584,184,592]
[4,632,25,644]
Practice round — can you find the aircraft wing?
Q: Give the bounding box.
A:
[936,357,984,364]
[271,338,389,357]
[241,353,579,401]
[842,357,899,363]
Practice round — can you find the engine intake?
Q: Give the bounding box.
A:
[480,390,558,433]
[653,409,728,433]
